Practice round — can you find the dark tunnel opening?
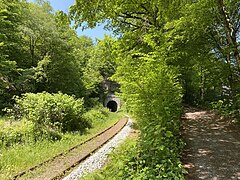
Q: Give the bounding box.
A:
[107,100,118,112]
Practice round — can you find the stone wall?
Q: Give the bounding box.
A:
[105,94,121,112]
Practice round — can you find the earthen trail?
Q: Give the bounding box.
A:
[182,107,240,179]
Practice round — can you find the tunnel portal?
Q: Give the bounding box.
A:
[107,100,118,112]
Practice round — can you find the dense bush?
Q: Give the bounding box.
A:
[211,100,233,117]
[10,92,89,132]
[1,94,113,148]
[211,94,240,122]
[0,120,34,148]
[83,105,110,125]
[0,120,62,148]
[115,54,185,179]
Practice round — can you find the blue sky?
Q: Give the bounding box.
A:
[28,0,112,40]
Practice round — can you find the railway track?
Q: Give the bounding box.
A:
[13,117,128,180]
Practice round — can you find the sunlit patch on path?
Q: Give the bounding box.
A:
[182,107,240,179]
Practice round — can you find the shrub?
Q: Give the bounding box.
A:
[10,92,89,132]
[211,95,240,121]
[211,100,233,116]
[83,106,110,125]
[0,120,61,148]
[114,54,185,178]
[0,120,34,148]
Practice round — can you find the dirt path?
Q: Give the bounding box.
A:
[182,107,240,180]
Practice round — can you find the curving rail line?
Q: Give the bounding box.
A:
[13,117,128,180]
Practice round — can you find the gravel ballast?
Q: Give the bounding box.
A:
[63,117,132,180]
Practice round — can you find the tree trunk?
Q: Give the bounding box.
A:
[217,0,240,67]
[30,36,35,66]
[200,66,205,102]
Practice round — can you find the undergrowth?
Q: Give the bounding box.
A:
[112,56,185,179]
[0,107,124,179]
[82,138,138,180]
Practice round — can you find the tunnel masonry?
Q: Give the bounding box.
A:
[102,80,121,112]
[105,94,121,112]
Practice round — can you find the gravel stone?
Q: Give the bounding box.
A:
[63,117,132,180]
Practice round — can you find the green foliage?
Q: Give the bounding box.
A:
[45,34,94,98]
[0,110,123,179]
[211,100,233,116]
[83,139,138,180]
[83,106,110,125]
[0,120,34,148]
[114,52,184,178]
[0,0,26,113]
[0,0,239,178]
[0,117,63,149]
[82,35,117,100]
[71,0,186,178]
[211,92,240,121]
[0,0,97,112]
[0,0,24,62]
[10,92,89,132]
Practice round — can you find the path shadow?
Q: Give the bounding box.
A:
[182,109,240,179]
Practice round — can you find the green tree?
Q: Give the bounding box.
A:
[19,2,94,98]
[164,0,240,107]
[20,1,55,67]
[0,0,96,112]
[0,0,25,111]
[83,35,116,101]
[71,0,186,178]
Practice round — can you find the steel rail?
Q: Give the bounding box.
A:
[13,116,128,180]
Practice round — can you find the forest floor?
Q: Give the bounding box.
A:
[182,107,240,180]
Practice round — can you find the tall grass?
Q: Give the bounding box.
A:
[0,111,124,179]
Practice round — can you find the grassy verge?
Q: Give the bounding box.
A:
[0,116,16,127]
[0,111,125,179]
[81,120,139,180]
[82,114,184,180]
[81,137,138,180]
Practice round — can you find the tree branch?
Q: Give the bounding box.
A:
[217,0,240,67]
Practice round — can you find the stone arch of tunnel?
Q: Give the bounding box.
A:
[107,100,118,112]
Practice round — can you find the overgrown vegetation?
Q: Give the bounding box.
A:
[0,107,124,179]
[113,56,184,179]
[1,92,88,148]
[83,138,139,180]
[0,1,120,178]
[70,0,239,179]
[0,0,239,179]
[12,92,88,132]
[0,0,116,113]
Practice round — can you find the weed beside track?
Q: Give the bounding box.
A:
[13,117,128,180]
